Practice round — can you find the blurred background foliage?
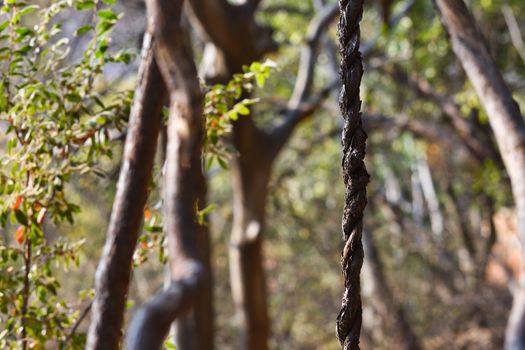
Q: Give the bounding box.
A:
[1,0,525,348]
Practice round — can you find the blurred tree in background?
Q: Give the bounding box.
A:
[0,0,525,349]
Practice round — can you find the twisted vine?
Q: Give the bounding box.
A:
[335,0,369,349]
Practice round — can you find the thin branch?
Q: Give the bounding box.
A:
[62,301,93,349]
[502,4,525,65]
[268,4,339,157]
[288,3,338,108]
[383,63,501,165]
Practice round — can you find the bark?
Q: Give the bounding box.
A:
[160,128,214,350]
[172,16,214,350]
[173,206,213,350]
[336,0,368,349]
[126,0,206,348]
[434,1,525,349]
[86,25,165,350]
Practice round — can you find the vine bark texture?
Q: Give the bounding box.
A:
[336,0,369,349]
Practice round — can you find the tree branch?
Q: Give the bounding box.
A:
[270,0,417,159]
[86,22,166,350]
[502,4,525,65]
[268,4,339,157]
[382,63,501,165]
[126,0,206,348]
[186,0,276,73]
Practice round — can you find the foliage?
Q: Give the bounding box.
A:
[0,0,132,348]
[133,60,277,268]
[203,59,276,169]
[0,0,523,348]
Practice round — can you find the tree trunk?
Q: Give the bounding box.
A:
[187,2,337,348]
[172,19,214,350]
[434,1,525,349]
[183,5,276,345]
[126,0,207,348]
[229,118,273,350]
[86,25,165,350]
[173,201,214,350]
[159,123,214,350]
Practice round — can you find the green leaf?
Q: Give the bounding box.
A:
[164,341,176,349]
[144,225,163,233]
[19,5,39,16]
[229,110,238,121]
[75,0,96,10]
[198,204,217,216]
[217,157,228,170]
[0,20,8,33]
[74,25,93,36]
[14,209,28,226]
[97,9,118,21]
[236,104,250,115]
[95,39,109,58]
[0,81,6,112]
[14,27,33,38]
[95,115,106,125]
[256,74,265,87]
[250,62,261,71]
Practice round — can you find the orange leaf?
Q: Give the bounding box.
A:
[144,208,151,221]
[15,226,25,245]
[11,196,22,210]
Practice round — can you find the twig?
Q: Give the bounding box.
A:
[62,301,93,349]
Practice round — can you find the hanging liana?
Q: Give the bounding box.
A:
[336,0,369,349]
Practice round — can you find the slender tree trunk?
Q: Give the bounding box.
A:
[198,44,274,350]
[229,118,273,350]
[126,0,207,348]
[184,3,276,345]
[86,25,165,350]
[173,199,214,350]
[434,1,525,349]
[172,19,214,350]
[159,126,214,350]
